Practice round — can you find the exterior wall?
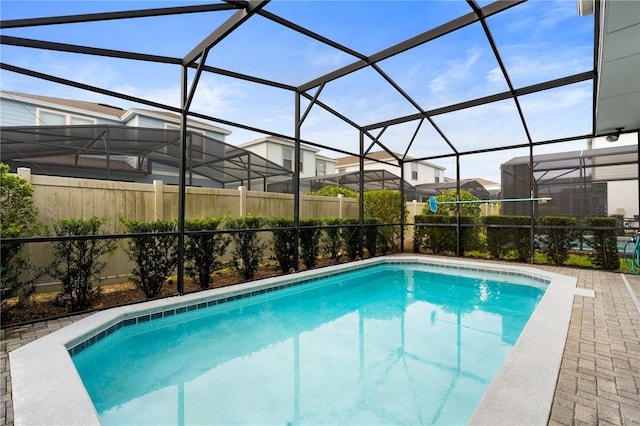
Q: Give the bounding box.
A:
[319,159,336,176]
[339,160,444,186]
[607,180,639,218]
[0,98,120,126]
[1,98,38,126]
[243,139,320,179]
[590,132,637,149]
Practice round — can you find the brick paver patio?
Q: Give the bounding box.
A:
[2,266,639,425]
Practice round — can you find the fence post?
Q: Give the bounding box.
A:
[153,180,164,220]
[17,167,32,183]
[239,186,247,217]
[338,194,344,219]
[411,199,418,217]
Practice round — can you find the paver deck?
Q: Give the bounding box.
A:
[2,265,639,426]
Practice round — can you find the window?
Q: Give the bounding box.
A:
[282,147,303,172]
[434,169,440,183]
[283,147,293,170]
[37,109,95,126]
[316,160,326,176]
[165,124,205,160]
[411,162,418,180]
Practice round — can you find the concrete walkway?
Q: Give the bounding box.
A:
[2,267,639,426]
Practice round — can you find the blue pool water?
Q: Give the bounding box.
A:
[72,263,546,425]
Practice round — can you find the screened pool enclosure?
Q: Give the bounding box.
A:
[1,0,639,293]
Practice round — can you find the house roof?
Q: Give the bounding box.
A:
[335,150,446,170]
[1,90,127,119]
[1,91,231,135]
[124,108,231,135]
[414,179,491,200]
[239,136,319,152]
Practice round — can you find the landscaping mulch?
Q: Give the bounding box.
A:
[1,265,284,327]
[1,258,344,327]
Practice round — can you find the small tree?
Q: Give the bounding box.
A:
[483,215,531,261]
[422,189,481,217]
[49,217,117,312]
[299,218,322,268]
[421,189,483,253]
[322,217,342,262]
[363,218,380,257]
[340,217,360,260]
[538,216,579,265]
[0,163,44,303]
[121,219,178,298]
[583,216,619,270]
[185,217,231,289]
[363,189,406,252]
[270,217,296,273]
[309,186,357,198]
[226,216,266,280]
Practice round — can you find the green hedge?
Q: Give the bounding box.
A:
[225,216,266,280]
[583,216,619,270]
[184,217,230,289]
[413,215,478,255]
[121,219,178,298]
[299,218,322,269]
[483,215,532,261]
[340,217,360,260]
[538,216,579,265]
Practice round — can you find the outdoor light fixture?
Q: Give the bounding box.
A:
[606,127,623,142]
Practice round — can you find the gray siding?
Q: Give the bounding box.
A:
[0,98,38,126]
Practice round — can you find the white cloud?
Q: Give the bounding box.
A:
[429,49,482,93]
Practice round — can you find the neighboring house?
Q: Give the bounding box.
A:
[239,136,336,179]
[334,151,446,186]
[501,135,638,222]
[0,91,292,189]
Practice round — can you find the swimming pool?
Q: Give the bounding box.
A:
[10,255,578,425]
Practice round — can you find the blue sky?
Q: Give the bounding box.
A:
[0,0,595,182]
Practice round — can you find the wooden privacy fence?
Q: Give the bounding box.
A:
[15,169,513,291]
[16,169,366,290]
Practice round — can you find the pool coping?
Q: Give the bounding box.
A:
[9,255,578,425]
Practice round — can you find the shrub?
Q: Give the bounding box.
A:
[310,186,357,198]
[185,217,231,289]
[483,215,532,261]
[414,215,477,255]
[340,217,360,260]
[0,163,44,302]
[49,217,117,312]
[322,217,342,262]
[226,216,266,280]
[363,189,406,252]
[413,220,427,253]
[299,218,322,269]
[363,218,380,257]
[269,217,296,273]
[422,188,481,217]
[121,219,178,298]
[583,216,619,270]
[538,216,579,265]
